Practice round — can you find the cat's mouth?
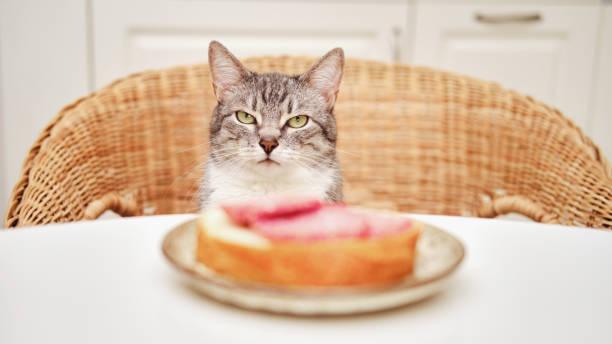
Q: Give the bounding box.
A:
[258,158,280,166]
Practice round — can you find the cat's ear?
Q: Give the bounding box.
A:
[208,41,250,103]
[299,48,344,110]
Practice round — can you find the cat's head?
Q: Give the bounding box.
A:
[207,41,344,175]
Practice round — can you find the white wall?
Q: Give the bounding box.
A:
[0,47,5,222]
[0,0,90,222]
[591,4,612,162]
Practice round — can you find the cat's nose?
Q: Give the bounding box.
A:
[259,140,278,154]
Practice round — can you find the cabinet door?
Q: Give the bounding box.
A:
[93,0,411,88]
[413,3,599,131]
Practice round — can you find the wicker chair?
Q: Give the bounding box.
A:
[4,56,612,228]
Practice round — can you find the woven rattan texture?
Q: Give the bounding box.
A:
[5,57,612,228]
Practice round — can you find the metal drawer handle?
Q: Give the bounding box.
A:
[475,12,542,24]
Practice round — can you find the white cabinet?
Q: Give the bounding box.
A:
[413,3,600,131]
[93,0,604,137]
[93,0,411,88]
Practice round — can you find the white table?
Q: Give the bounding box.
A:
[1,214,611,344]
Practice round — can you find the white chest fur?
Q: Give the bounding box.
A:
[202,162,335,208]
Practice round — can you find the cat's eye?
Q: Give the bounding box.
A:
[236,111,256,124]
[286,115,309,128]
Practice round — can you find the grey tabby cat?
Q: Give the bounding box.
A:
[200,41,344,208]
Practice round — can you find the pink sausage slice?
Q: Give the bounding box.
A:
[221,194,322,226]
[253,204,369,241]
[221,196,413,241]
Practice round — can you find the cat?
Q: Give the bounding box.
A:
[200,41,344,209]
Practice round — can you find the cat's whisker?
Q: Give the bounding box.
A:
[210,147,254,158]
[335,148,361,157]
[168,161,206,184]
[172,142,210,154]
[284,152,334,169]
[281,152,334,178]
[159,160,207,206]
[212,153,241,161]
[171,135,239,154]
[218,155,251,173]
[210,151,244,162]
[210,147,242,155]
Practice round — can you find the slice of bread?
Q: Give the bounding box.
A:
[195,202,421,287]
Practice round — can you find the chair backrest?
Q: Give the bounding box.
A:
[5,56,612,228]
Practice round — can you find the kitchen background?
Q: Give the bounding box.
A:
[1,0,611,219]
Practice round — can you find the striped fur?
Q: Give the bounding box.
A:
[200,41,344,208]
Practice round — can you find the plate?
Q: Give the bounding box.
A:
[161,218,465,315]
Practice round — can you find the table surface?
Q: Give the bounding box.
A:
[1,214,611,344]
